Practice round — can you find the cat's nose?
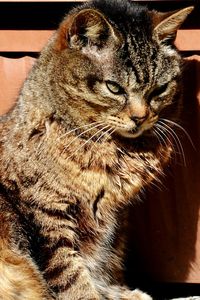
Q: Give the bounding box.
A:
[130,115,147,126]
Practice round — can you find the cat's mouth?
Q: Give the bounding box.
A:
[116,123,154,139]
[116,128,144,138]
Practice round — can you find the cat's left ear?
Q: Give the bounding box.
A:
[151,6,194,43]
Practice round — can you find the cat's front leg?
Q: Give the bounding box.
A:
[44,247,100,300]
[0,200,52,300]
[0,247,52,300]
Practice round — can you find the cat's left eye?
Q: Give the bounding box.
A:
[106,81,124,95]
[148,83,168,100]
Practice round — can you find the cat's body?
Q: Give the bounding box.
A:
[0,1,193,299]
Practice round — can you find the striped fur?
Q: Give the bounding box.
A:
[0,1,193,299]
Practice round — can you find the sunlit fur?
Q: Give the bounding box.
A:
[0,0,193,299]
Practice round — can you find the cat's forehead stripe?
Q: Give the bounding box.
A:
[125,33,159,87]
[121,41,141,85]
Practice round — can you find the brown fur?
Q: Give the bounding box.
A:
[0,1,193,299]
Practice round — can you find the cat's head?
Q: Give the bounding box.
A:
[50,0,193,139]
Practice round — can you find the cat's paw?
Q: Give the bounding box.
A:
[99,285,152,300]
[128,289,152,300]
[171,298,200,300]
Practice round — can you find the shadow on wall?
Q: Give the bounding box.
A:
[126,57,200,287]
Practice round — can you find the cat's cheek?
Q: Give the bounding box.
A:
[150,98,164,112]
[97,90,127,113]
[99,104,125,117]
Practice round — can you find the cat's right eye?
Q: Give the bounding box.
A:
[106,81,125,95]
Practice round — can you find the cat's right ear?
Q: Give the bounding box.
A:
[55,9,122,51]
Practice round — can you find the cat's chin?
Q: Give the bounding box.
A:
[116,128,145,139]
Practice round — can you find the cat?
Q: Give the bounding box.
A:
[0,0,193,299]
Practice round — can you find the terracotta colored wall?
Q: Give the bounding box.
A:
[128,56,200,283]
[0,56,35,114]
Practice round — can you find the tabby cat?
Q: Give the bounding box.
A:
[0,0,193,299]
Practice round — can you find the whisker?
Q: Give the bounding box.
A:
[153,127,169,148]
[156,124,178,152]
[89,126,115,154]
[103,127,116,143]
[157,122,182,158]
[63,122,106,152]
[161,118,196,150]
[154,126,179,163]
[94,126,114,145]
[157,121,186,166]
[153,128,161,145]
[107,127,116,139]
[66,124,111,161]
[58,121,104,141]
